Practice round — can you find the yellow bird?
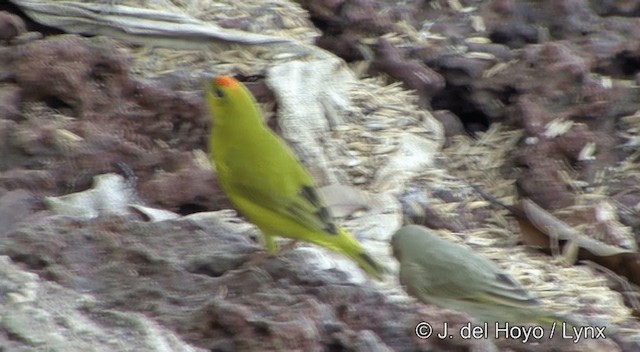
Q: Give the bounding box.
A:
[205,75,387,280]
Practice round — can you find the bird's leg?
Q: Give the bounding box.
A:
[270,240,300,268]
[263,233,278,253]
[242,236,299,268]
[277,239,299,254]
[242,233,279,268]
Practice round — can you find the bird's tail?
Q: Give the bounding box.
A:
[336,228,389,281]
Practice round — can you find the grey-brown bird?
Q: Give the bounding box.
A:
[391,225,568,324]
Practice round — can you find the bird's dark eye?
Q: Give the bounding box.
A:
[215,89,224,98]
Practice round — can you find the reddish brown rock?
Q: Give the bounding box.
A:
[0,11,26,43]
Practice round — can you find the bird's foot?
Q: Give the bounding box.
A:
[241,240,299,268]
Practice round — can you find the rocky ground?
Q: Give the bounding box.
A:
[2,0,640,351]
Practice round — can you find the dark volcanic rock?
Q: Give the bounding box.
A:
[0,214,479,351]
[0,34,227,213]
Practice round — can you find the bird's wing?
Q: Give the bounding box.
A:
[404,246,539,308]
[452,252,540,308]
[479,268,541,308]
[402,253,483,301]
[223,141,339,235]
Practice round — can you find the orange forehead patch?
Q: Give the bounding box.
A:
[214,75,238,88]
